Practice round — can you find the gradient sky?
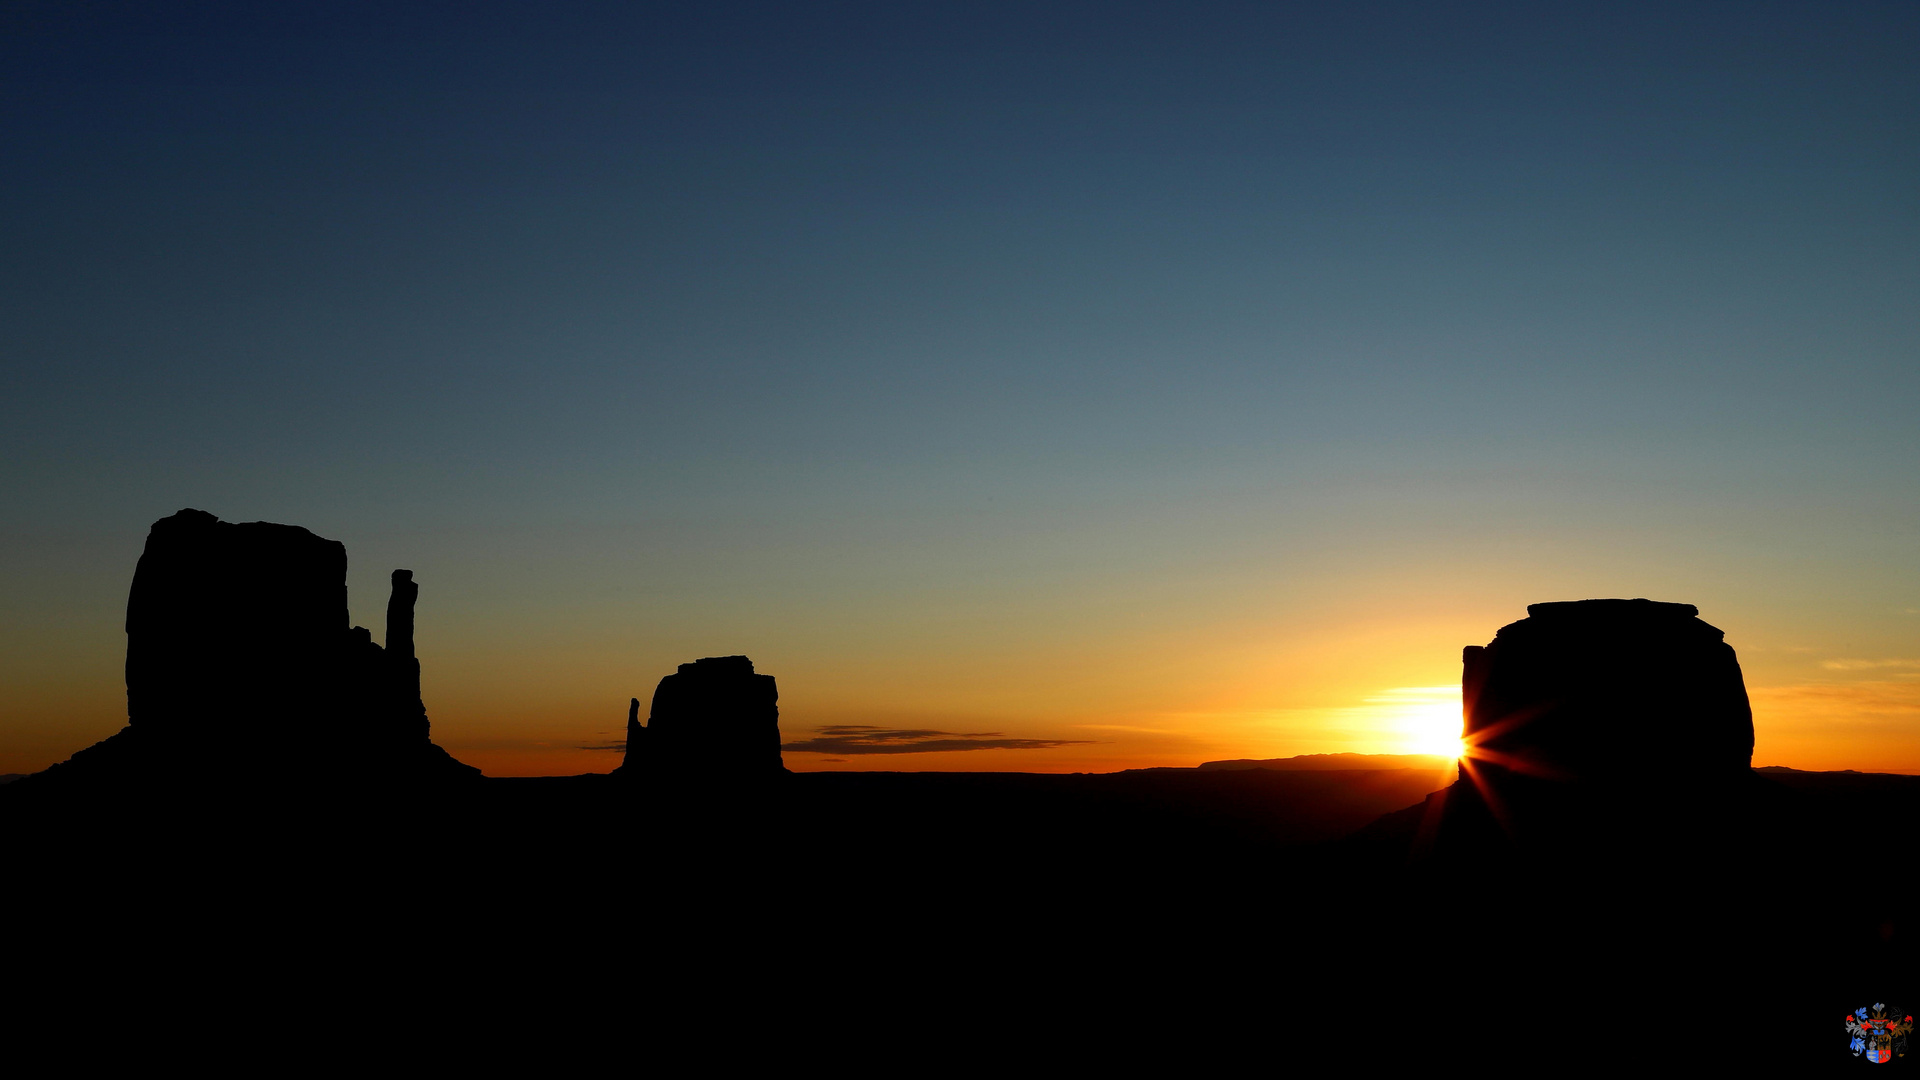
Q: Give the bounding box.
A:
[3,1,1916,777]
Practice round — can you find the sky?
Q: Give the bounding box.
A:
[2,1,1916,777]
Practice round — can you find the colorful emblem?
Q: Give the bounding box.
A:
[1846,1004,1912,1063]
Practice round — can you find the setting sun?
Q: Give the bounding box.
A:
[1364,686,1466,759]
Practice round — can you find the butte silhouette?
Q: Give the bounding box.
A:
[14,508,478,795]
[616,655,786,779]
[1406,598,1765,860]
[13,509,791,797]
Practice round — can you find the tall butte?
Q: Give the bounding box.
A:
[617,654,786,779]
[1462,598,1753,781]
[24,509,477,792]
[1420,598,1756,856]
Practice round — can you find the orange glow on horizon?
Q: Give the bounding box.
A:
[8,599,1920,778]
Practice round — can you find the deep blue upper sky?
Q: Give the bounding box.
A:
[4,2,1917,773]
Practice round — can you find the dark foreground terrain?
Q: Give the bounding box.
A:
[5,761,1914,1067]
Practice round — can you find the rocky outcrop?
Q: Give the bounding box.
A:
[1462,598,1753,781]
[623,696,646,762]
[27,508,477,790]
[619,655,784,778]
[1401,598,1759,859]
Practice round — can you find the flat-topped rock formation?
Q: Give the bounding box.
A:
[619,655,785,778]
[22,508,476,791]
[125,509,348,754]
[1463,598,1753,782]
[1377,598,1764,860]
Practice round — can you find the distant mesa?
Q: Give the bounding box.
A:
[20,508,478,792]
[618,655,786,778]
[1201,753,1457,773]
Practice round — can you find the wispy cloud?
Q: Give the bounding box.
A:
[1821,658,1920,671]
[1751,681,1920,725]
[781,725,1092,755]
[578,741,626,752]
